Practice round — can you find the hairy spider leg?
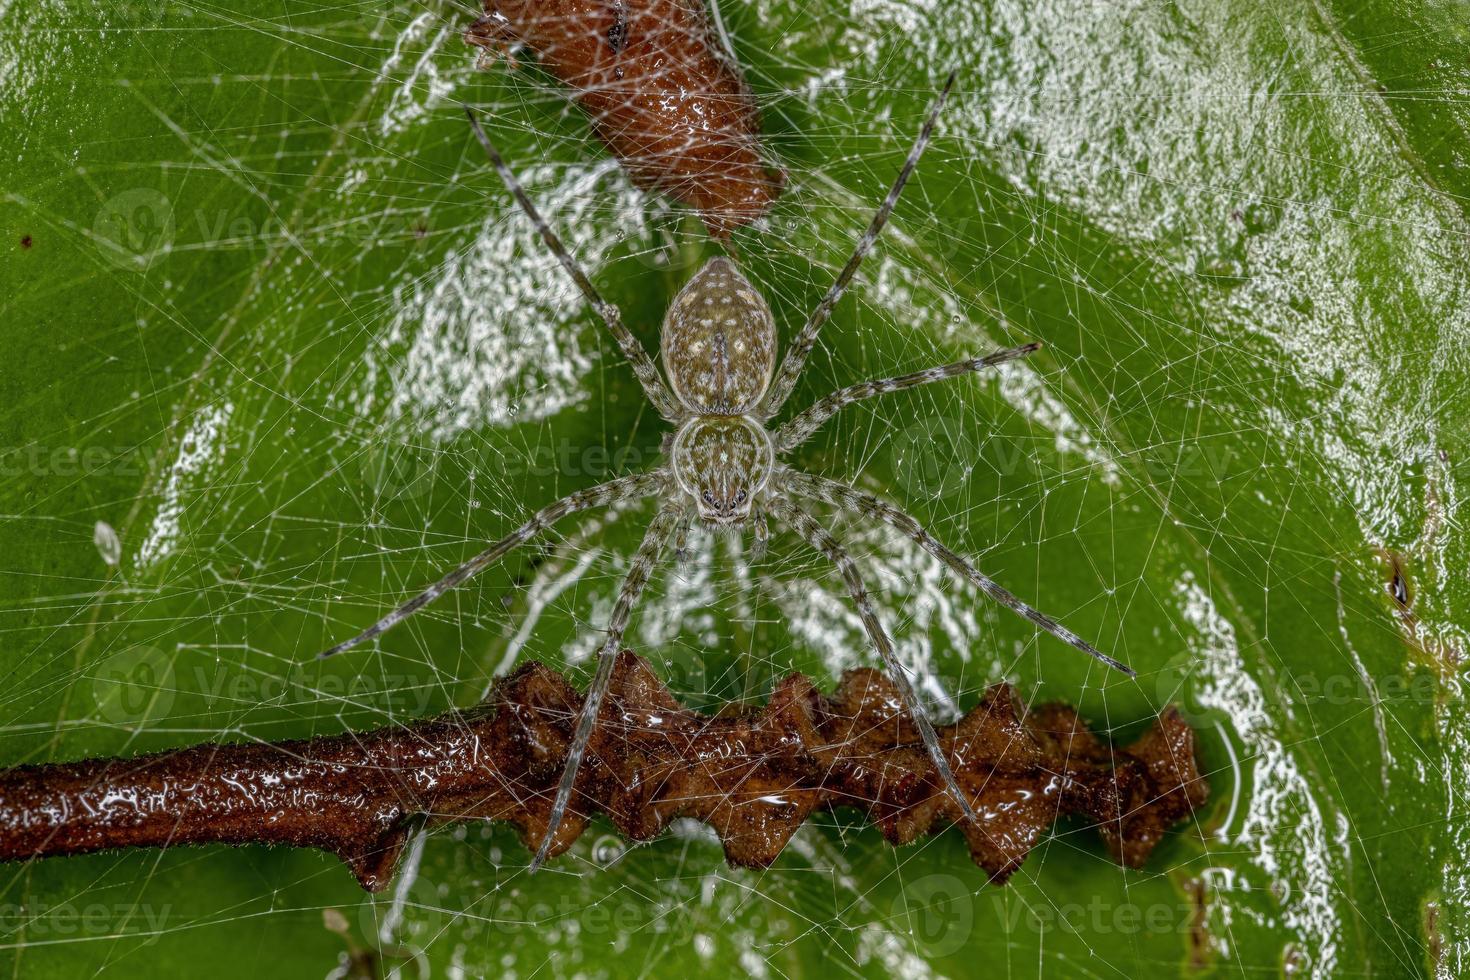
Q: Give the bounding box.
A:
[775,342,1042,451]
[531,502,684,872]
[672,509,695,563]
[749,506,770,562]
[760,71,958,417]
[465,107,683,421]
[316,472,665,659]
[771,498,981,823]
[781,470,1134,676]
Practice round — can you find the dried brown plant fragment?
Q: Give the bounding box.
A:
[0,650,1206,891]
[467,0,784,237]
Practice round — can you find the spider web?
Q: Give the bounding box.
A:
[1,0,1467,977]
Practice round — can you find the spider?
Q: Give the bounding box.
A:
[319,72,1133,872]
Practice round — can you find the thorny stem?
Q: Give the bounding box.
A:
[0,650,1206,891]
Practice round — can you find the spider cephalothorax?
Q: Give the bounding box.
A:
[321,77,1134,873]
[671,414,773,526]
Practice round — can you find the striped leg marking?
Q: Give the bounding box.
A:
[761,72,958,417]
[770,498,981,824]
[466,107,683,421]
[775,343,1040,451]
[317,471,665,659]
[530,501,682,871]
[781,470,1133,676]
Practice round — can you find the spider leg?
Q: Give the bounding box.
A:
[760,72,957,418]
[750,506,769,563]
[673,508,694,563]
[464,107,684,421]
[775,343,1040,451]
[531,500,681,872]
[316,471,665,659]
[769,498,980,825]
[781,470,1134,676]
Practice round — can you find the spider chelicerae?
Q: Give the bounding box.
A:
[320,72,1133,871]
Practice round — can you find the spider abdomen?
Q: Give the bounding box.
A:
[661,257,776,414]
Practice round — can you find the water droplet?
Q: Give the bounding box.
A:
[591,835,626,866]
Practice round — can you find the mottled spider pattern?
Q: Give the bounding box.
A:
[320,73,1133,871]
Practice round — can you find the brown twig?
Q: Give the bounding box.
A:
[0,651,1206,891]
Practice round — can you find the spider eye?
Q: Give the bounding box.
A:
[702,490,714,505]
[734,490,747,505]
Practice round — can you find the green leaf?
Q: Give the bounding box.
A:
[2,0,1465,976]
